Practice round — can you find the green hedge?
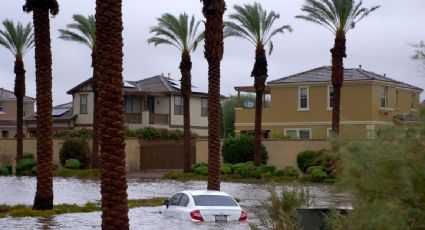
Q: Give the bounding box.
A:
[65,159,81,170]
[16,158,37,176]
[59,138,90,168]
[221,135,268,164]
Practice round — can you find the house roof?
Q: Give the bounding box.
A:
[25,102,75,122]
[0,88,36,101]
[268,66,423,91]
[66,78,93,95]
[125,75,180,93]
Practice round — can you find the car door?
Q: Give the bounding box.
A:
[175,194,190,221]
[164,193,183,218]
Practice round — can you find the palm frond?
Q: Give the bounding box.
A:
[0,19,34,58]
[58,14,95,50]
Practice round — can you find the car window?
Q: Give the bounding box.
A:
[178,194,189,207]
[193,195,238,207]
[169,193,183,206]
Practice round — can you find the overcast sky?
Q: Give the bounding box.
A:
[0,0,424,105]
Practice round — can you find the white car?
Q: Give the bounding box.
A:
[160,190,248,222]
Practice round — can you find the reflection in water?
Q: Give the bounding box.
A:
[0,177,351,229]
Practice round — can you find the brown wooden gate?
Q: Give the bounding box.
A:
[140,140,196,170]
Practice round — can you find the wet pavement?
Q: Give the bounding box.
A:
[0,177,351,229]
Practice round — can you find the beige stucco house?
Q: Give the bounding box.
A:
[0,88,35,138]
[235,66,423,140]
[39,74,211,136]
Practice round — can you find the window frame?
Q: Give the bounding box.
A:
[201,98,208,117]
[411,93,416,110]
[327,128,333,138]
[298,86,309,111]
[124,96,134,114]
[0,101,4,112]
[327,85,334,110]
[174,96,183,115]
[380,86,388,108]
[366,125,376,139]
[79,94,88,114]
[169,193,183,206]
[284,128,312,140]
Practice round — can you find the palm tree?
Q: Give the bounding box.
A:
[148,13,204,173]
[225,2,292,166]
[201,0,226,191]
[297,0,379,135]
[95,0,129,228]
[0,20,34,166]
[59,15,99,168]
[412,41,425,70]
[23,0,59,210]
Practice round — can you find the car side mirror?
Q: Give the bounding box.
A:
[164,200,169,208]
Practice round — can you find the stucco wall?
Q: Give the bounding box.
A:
[170,95,208,127]
[74,92,95,125]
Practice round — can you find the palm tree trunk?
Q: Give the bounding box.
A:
[14,57,25,165]
[180,51,192,173]
[91,50,100,168]
[32,8,54,210]
[252,44,268,167]
[330,32,346,135]
[95,0,129,229]
[202,0,226,191]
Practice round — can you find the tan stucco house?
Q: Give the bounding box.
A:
[235,66,423,139]
[26,74,211,137]
[0,88,35,138]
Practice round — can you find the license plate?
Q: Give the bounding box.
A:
[215,215,227,222]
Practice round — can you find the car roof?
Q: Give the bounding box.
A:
[180,190,231,197]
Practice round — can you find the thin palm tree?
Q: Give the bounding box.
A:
[296,0,379,135]
[23,0,59,210]
[0,20,34,166]
[95,0,129,228]
[201,0,226,191]
[58,15,99,168]
[225,2,292,166]
[148,13,204,173]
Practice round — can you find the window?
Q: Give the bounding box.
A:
[380,86,388,108]
[0,102,4,112]
[412,94,416,109]
[124,96,133,113]
[201,98,208,117]
[178,194,189,207]
[169,193,183,206]
[298,87,309,110]
[327,128,333,138]
[1,130,9,138]
[367,125,376,139]
[29,131,37,138]
[285,129,311,139]
[193,195,238,207]
[80,94,88,114]
[174,96,183,115]
[328,86,334,109]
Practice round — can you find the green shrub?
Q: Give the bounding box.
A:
[65,159,81,169]
[221,135,268,164]
[191,163,207,172]
[22,152,35,160]
[193,165,208,176]
[306,166,327,182]
[125,128,137,137]
[259,165,276,175]
[168,129,183,140]
[284,166,300,179]
[297,149,327,173]
[59,138,90,168]
[16,158,37,176]
[236,162,256,178]
[0,166,9,176]
[136,127,160,140]
[274,169,285,177]
[220,164,232,174]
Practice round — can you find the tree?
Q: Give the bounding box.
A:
[23,0,59,210]
[225,2,292,166]
[221,94,259,137]
[0,20,34,165]
[95,0,129,228]
[412,41,425,73]
[296,0,379,135]
[58,15,99,168]
[201,0,226,191]
[148,13,204,173]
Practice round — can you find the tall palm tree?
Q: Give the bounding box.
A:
[148,13,204,173]
[58,15,99,168]
[296,0,379,135]
[225,2,292,166]
[0,20,34,165]
[23,0,59,210]
[201,0,226,191]
[95,0,129,228]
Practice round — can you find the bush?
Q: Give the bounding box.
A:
[193,165,208,176]
[220,164,232,174]
[297,149,327,173]
[136,127,160,140]
[59,138,90,168]
[258,165,276,175]
[284,166,300,179]
[274,169,285,177]
[22,152,35,160]
[16,158,37,176]
[306,166,327,182]
[0,166,9,176]
[168,129,183,140]
[191,163,207,172]
[65,159,81,169]
[221,135,268,164]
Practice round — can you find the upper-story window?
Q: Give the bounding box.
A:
[298,87,309,110]
[174,96,183,115]
[328,85,334,109]
[80,94,88,114]
[380,86,388,108]
[0,101,4,112]
[411,93,416,109]
[124,96,133,113]
[201,98,208,117]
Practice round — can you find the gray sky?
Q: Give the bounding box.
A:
[0,0,424,105]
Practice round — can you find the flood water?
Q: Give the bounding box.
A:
[0,177,351,229]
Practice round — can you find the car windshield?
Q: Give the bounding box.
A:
[193,195,238,207]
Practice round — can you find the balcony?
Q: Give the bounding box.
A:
[125,113,169,125]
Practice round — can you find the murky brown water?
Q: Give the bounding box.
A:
[0,177,351,229]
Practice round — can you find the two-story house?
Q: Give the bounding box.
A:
[51,74,212,136]
[0,88,35,138]
[234,66,423,139]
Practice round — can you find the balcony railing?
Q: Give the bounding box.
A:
[149,113,169,125]
[124,113,143,124]
[125,113,169,125]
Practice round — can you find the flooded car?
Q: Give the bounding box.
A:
[160,190,248,222]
